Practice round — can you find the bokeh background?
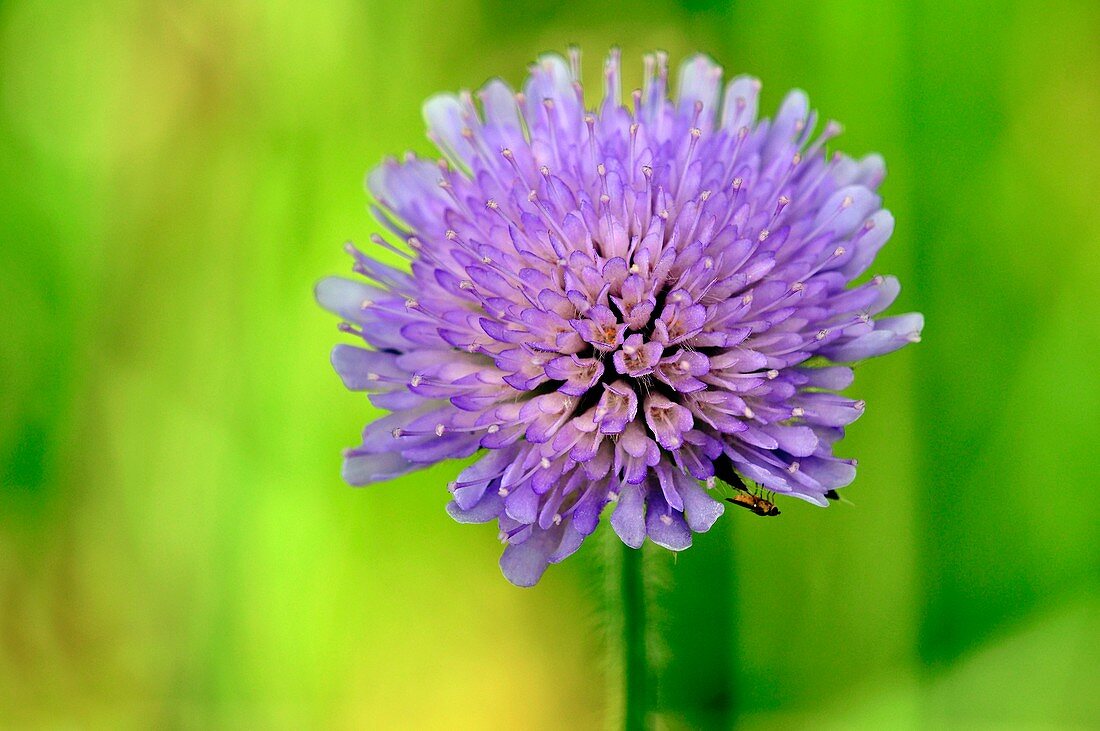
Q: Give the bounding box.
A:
[2,0,1098,727]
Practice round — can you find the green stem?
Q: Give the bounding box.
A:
[621,543,647,731]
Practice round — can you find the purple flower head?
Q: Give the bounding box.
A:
[318,50,922,586]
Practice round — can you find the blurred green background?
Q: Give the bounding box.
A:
[2,0,1098,727]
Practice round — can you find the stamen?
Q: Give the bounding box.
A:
[774,195,791,219]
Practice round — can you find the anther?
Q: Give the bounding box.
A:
[791,407,805,418]
[834,246,846,257]
[486,199,498,210]
[743,407,755,419]
[758,229,770,242]
[787,461,800,473]
[409,374,423,387]
[659,514,673,525]
[435,423,446,437]
[816,329,829,340]
[841,195,854,208]
[766,369,779,379]
[445,229,458,240]
[498,487,510,497]
[597,163,606,176]
[459,280,473,290]
[391,427,404,438]
[486,424,501,434]
[360,299,374,309]
[855,400,866,410]
[540,457,551,469]
[689,127,702,138]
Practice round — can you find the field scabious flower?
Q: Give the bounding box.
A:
[318,50,922,586]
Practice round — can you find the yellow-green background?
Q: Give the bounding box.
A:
[2,0,1098,727]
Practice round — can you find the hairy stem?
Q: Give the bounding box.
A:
[621,543,647,731]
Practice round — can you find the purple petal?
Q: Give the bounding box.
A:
[611,482,646,549]
[500,525,564,587]
[645,491,692,551]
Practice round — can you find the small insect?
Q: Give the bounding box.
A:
[712,457,781,517]
[725,490,781,517]
[823,489,840,501]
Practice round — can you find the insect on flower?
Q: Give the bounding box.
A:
[725,491,780,517]
[317,49,922,585]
